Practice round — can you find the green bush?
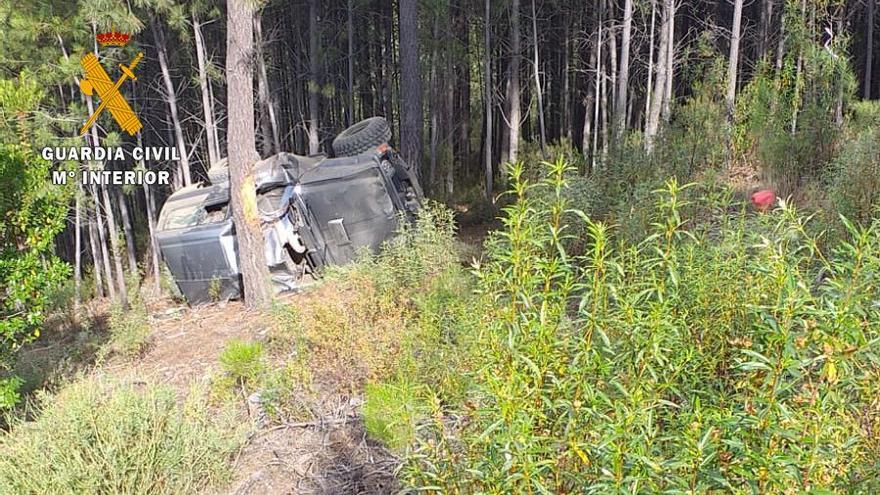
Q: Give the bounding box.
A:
[0,377,243,494]
[99,300,150,360]
[218,339,266,390]
[0,145,70,370]
[0,376,22,412]
[402,160,880,493]
[829,102,880,224]
[363,379,425,452]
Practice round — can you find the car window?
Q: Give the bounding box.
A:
[160,202,229,230]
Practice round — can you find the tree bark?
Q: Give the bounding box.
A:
[139,133,161,293]
[867,0,875,99]
[255,12,281,156]
[308,0,321,154]
[726,0,744,119]
[74,180,82,308]
[116,188,137,278]
[531,0,547,153]
[645,0,671,151]
[399,0,424,177]
[758,0,774,60]
[193,14,220,166]
[662,0,675,122]
[87,208,105,299]
[645,0,656,133]
[151,17,192,186]
[614,0,633,138]
[508,0,522,163]
[484,0,493,199]
[348,0,356,125]
[227,0,272,309]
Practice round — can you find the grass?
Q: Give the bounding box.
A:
[0,376,243,494]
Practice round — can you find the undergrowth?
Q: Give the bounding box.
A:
[0,376,243,494]
[401,160,880,493]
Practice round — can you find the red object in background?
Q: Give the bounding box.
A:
[751,189,776,211]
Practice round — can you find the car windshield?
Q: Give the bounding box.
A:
[160,201,229,230]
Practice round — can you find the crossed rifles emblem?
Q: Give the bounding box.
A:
[79,51,143,136]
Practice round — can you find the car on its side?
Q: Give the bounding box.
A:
[156,117,422,304]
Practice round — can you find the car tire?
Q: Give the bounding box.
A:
[207,158,229,184]
[332,117,391,157]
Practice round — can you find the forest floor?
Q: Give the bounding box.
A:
[114,298,399,494]
[12,215,497,494]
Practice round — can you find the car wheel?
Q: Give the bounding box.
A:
[332,117,391,157]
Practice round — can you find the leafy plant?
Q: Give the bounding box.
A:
[218,339,265,390]
[402,159,880,493]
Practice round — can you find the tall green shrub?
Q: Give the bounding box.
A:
[403,160,880,493]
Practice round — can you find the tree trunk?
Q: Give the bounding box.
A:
[645,0,671,151]
[645,0,656,133]
[726,0,744,120]
[531,0,547,153]
[758,0,775,60]
[484,0,493,199]
[399,0,424,177]
[348,0,355,125]
[867,0,875,99]
[151,17,192,186]
[508,0,522,163]
[116,188,137,278]
[74,180,82,308]
[776,5,786,71]
[662,1,674,122]
[614,0,633,138]
[194,14,220,166]
[140,133,161,293]
[308,0,321,154]
[227,0,272,309]
[255,12,281,156]
[592,2,605,169]
[581,27,597,158]
[101,183,128,307]
[87,208,105,299]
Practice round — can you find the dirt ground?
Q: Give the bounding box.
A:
[108,296,400,495]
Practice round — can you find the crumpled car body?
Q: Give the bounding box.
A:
[156,147,422,304]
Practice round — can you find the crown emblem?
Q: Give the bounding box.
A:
[96,30,131,47]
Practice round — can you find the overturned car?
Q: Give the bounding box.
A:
[156,118,423,304]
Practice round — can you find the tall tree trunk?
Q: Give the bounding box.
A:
[87,208,105,299]
[581,27,597,158]
[308,0,321,154]
[101,183,128,307]
[347,0,355,125]
[484,0,493,199]
[531,0,547,152]
[726,0,744,119]
[255,12,281,155]
[614,0,633,138]
[151,17,192,186]
[116,188,137,278]
[592,1,605,169]
[508,0,522,163]
[758,0,775,60]
[867,0,875,99]
[194,14,220,166]
[776,5,786,71]
[400,0,424,177]
[227,0,272,308]
[645,0,656,132]
[139,133,161,293]
[454,0,471,169]
[645,0,671,151]
[662,1,675,122]
[74,180,82,308]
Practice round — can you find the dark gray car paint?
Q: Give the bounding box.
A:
[156,149,420,305]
